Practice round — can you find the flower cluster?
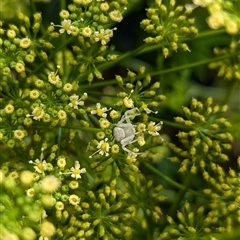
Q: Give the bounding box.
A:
[192,0,240,35]
[0,13,53,78]
[169,97,233,174]
[0,143,88,240]
[202,158,240,224]
[87,67,164,175]
[140,0,198,57]
[0,0,239,239]
[50,0,127,82]
[209,40,240,82]
[159,201,237,240]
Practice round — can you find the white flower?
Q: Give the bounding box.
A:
[59,19,76,35]
[147,121,162,136]
[94,29,114,45]
[70,161,86,179]
[69,94,84,109]
[91,103,110,118]
[89,138,110,158]
[29,148,47,174]
[29,158,47,174]
[26,105,45,121]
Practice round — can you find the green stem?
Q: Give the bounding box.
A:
[144,162,205,198]
[97,29,226,73]
[168,174,193,216]
[222,79,238,105]
[62,125,100,132]
[147,51,240,77]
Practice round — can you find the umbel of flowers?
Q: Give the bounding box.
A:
[1,0,240,239]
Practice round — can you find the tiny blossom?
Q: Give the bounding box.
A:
[123,97,134,108]
[9,171,19,179]
[59,19,76,35]
[59,10,69,19]
[147,121,162,136]
[141,103,158,114]
[99,118,110,129]
[29,149,47,174]
[29,89,40,99]
[15,62,25,73]
[13,129,25,140]
[91,103,110,118]
[100,2,110,11]
[26,188,35,197]
[110,110,120,119]
[89,138,110,158]
[109,10,123,22]
[82,26,92,37]
[138,137,146,146]
[137,123,146,132]
[20,37,31,48]
[4,104,14,114]
[58,110,67,120]
[70,161,86,179]
[111,144,120,154]
[7,29,16,38]
[57,156,66,168]
[55,201,64,211]
[94,29,114,45]
[63,83,73,92]
[69,194,81,205]
[41,175,61,192]
[27,106,45,121]
[39,221,56,240]
[69,94,84,109]
[69,180,79,189]
[48,68,61,85]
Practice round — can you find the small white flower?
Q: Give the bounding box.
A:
[147,121,163,136]
[59,19,76,35]
[29,148,47,174]
[94,29,114,45]
[89,138,110,158]
[70,161,86,179]
[29,158,47,174]
[26,105,45,121]
[91,103,110,118]
[69,94,84,109]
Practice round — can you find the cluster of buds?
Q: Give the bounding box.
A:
[202,157,240,223]
[192,0,239,35]
[169,97,233,174]
[159,201,233,239]
[140,0,198,57]
[58,179,135,239]
[50,0,128,83]
[209,40,240,82]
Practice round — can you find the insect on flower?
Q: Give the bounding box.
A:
[113,108,141,156]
